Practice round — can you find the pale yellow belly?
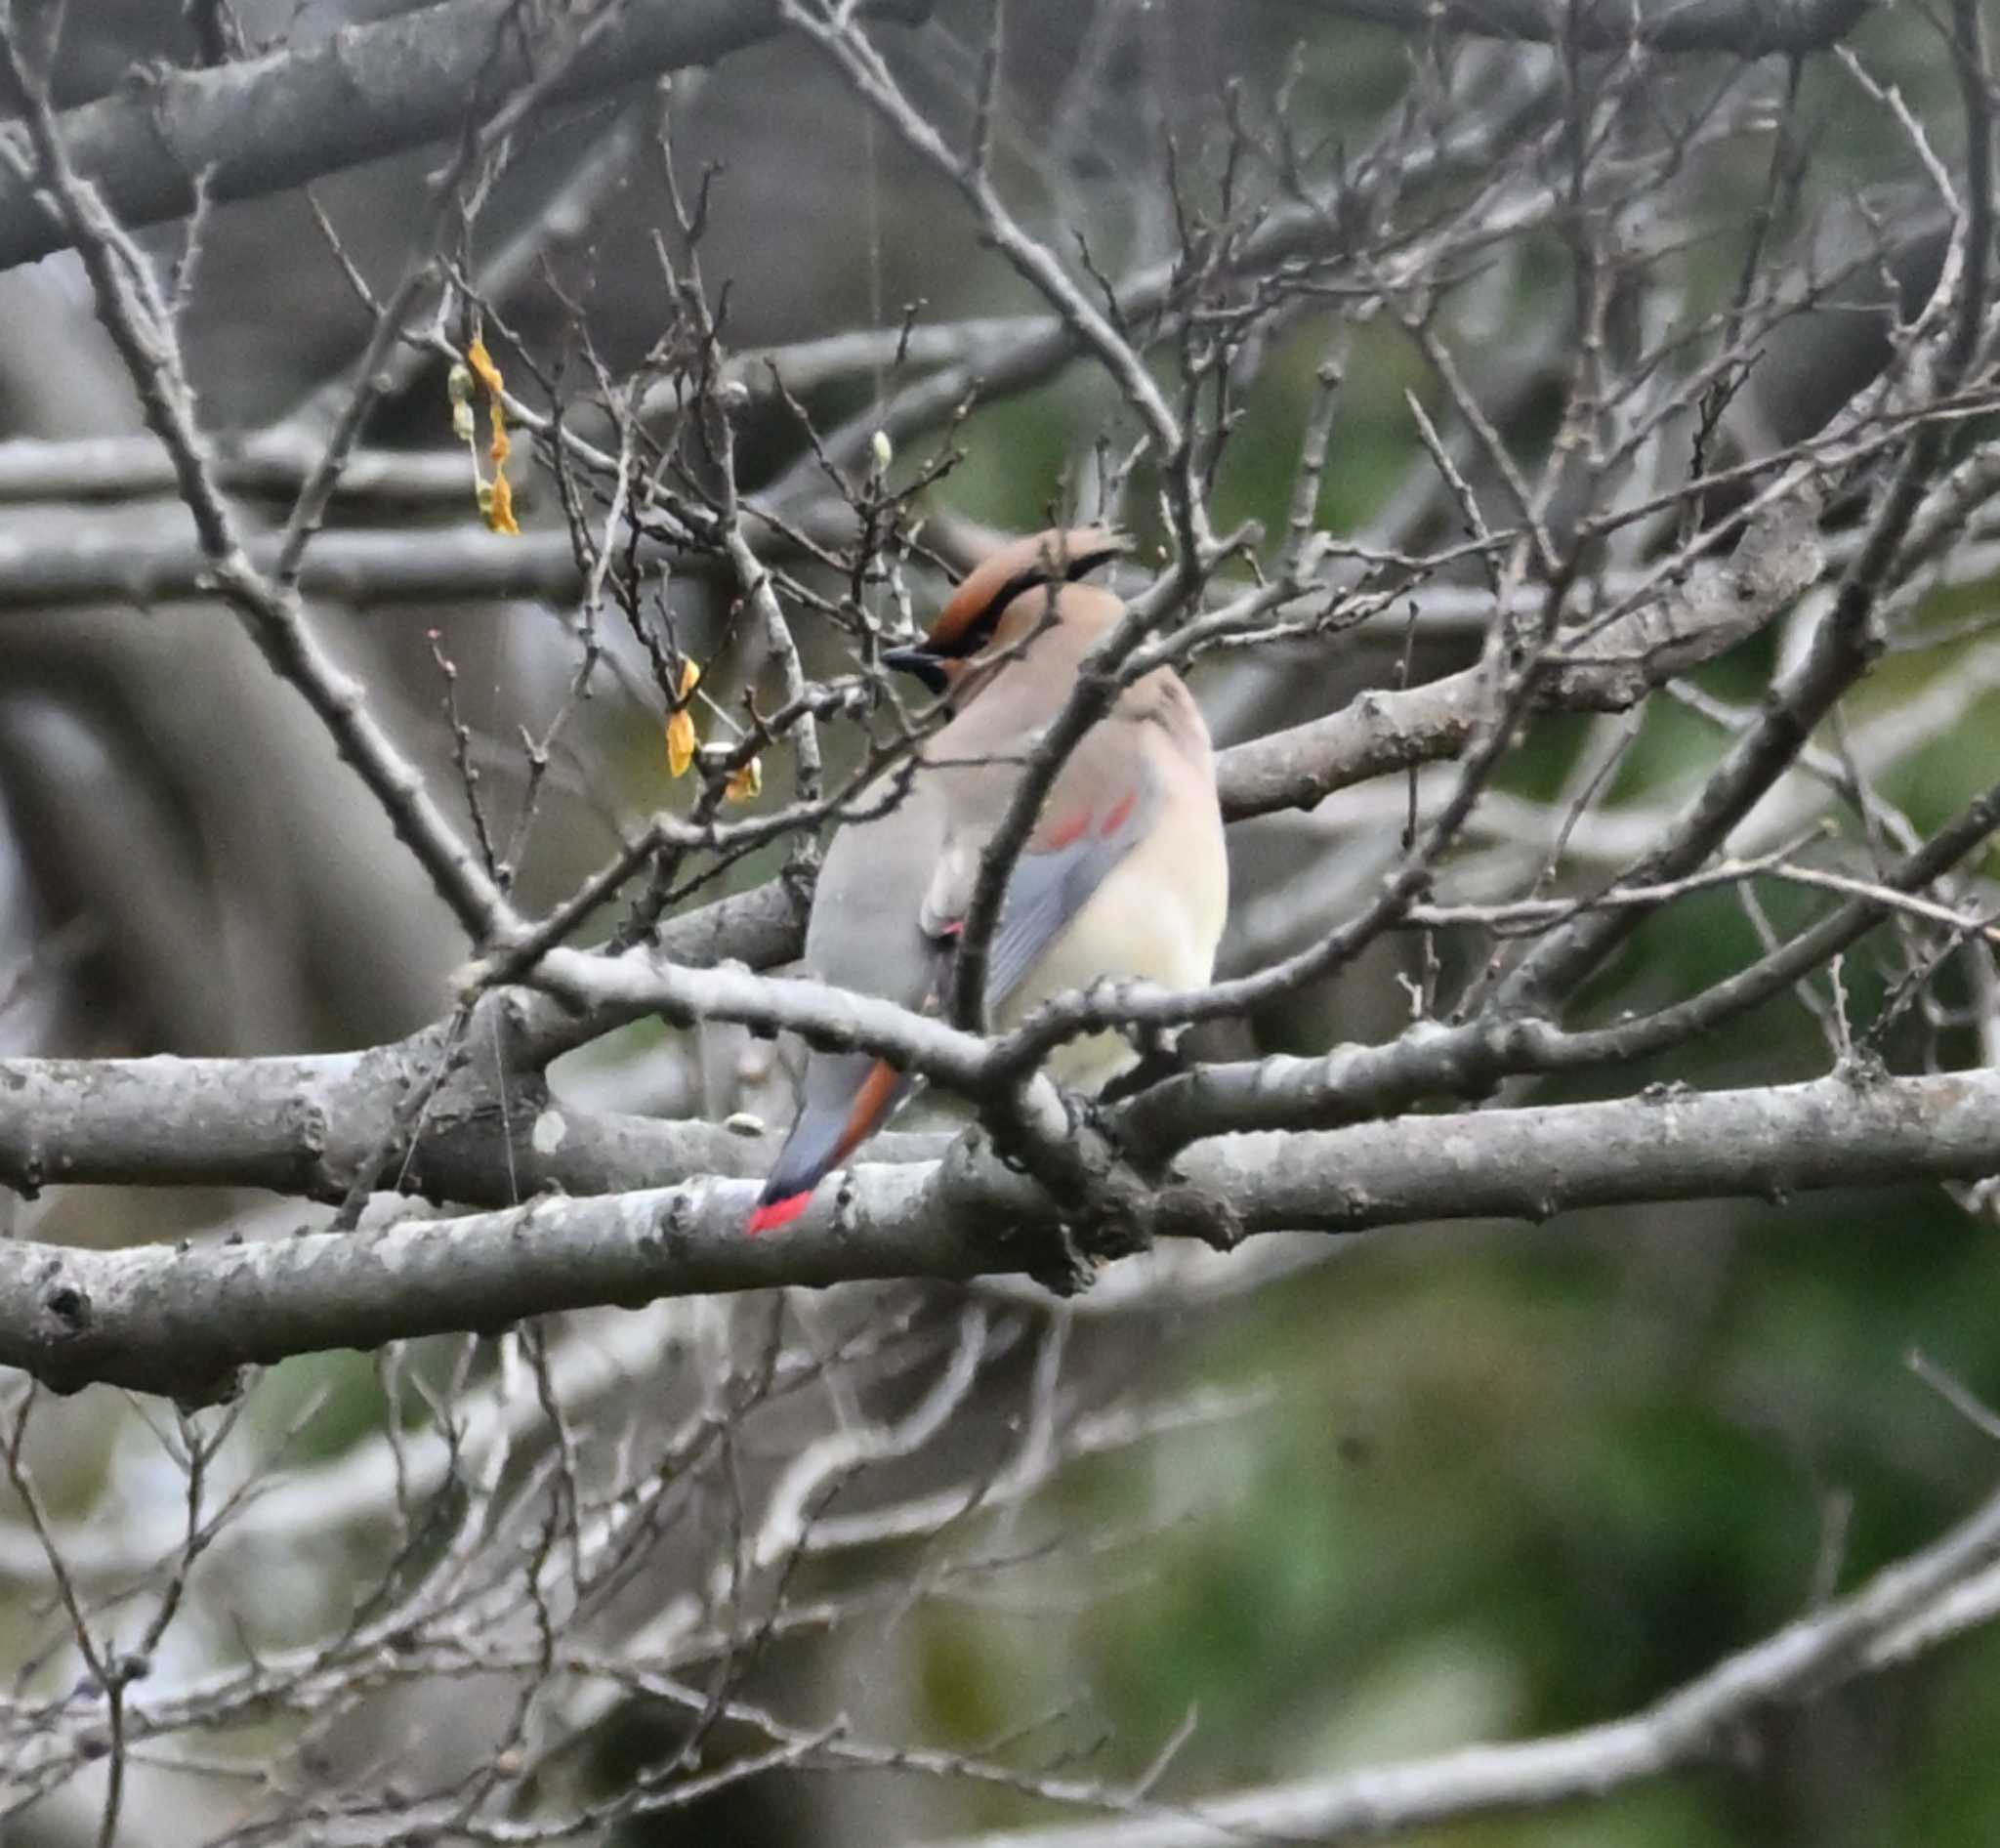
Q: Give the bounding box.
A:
[994,806,1228,1093]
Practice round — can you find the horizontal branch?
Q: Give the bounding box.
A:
[4,1066,1996,1400]
[0,521,593,609]
[0,497,871,608]
[0,432,475,506]
[1219,491,1827,817]
[0,0,930,274]
[0,1041,945,1204]
[0,1047,733,1198]
[0,877,827,1205]
[0,506,1818,839]
[646,315,1053,419]
[1313,0,1873,55]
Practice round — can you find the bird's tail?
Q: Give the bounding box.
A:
[748,1055,910,1233]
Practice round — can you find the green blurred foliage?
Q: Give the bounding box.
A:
[913,1179,2000,1846]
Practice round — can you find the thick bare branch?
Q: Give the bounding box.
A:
[0,0,934,274]
[7,1066,2000,1399]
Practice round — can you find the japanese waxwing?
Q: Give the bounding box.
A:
[747,526,1228,1233]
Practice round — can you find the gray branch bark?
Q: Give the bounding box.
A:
[1220,493,1827,817]
[0,433,475,505]
[0,0,1868,286]
[0,0,930,274]
[0,521,591,608]
[0,1038,946,1203]
[4,1066,1995,1400]
[1314,0,1873,55]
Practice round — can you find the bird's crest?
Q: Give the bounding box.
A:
[924,525,1127,659]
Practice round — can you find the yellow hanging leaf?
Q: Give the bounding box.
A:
[665,709,696,778]
[465,337,520,536]
[666,660,700,777]
[466,336,506,398]
[725,756,763,803]
[482,469,520,536]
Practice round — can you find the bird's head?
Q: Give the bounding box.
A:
[885,525,1127,696]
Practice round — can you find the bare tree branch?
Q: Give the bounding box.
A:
[907,1459,2000,1848]
[1310,0,1873,57]
[7,1065,2000,1401]
[0,433,475,505]
[1218,485,1828,817]
[0,23,521,947]
[0,0,934,274]
[0,0,1993,1838]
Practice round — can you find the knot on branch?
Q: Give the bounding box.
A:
[36,1274,90,1339]
[930,1085,1229,1292]
[1151,1180,1244,1251]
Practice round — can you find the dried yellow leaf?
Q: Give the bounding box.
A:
[665,709,696,778]
[666,659,701,777]
[466,337,505,398]
[481,470,520,537]
[463,337,518,535]
[725,756,763,802]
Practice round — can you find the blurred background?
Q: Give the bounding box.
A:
[4,0,2000,1843]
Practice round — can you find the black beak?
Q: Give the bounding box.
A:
[884,645,950,695]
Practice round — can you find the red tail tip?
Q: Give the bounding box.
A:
[746,1193,812,1236]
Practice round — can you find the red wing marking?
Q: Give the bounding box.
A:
[1100,789,1138,837]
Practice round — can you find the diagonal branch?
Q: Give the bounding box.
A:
[0,0,935,275]
[1216,483,1828,819]
[907,1458,2000,1848]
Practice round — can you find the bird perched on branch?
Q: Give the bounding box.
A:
[748,526,1229,1234]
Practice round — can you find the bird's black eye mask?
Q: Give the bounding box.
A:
[881,642,952,694]
[938,563,1069,657]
